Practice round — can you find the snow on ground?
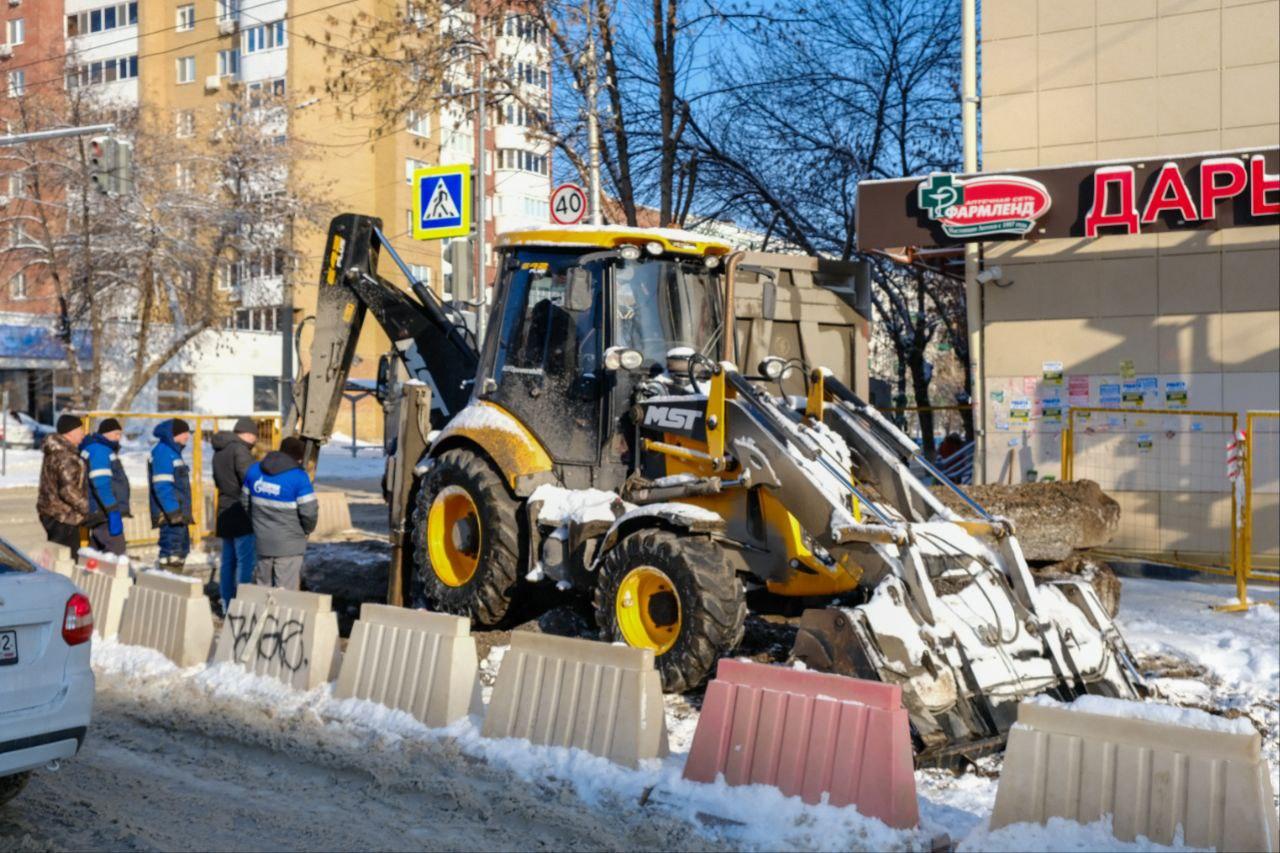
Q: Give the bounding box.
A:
[315,432,387,481]
[87,573,1275,852]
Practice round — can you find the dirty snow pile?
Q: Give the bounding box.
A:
[88,573,1277,852]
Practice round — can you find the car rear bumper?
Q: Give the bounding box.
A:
[0,667,94,777]
[0,727,87,776]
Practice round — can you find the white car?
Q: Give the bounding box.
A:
[0,538,95,806]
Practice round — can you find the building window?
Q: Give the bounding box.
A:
[7,71,25,98]
[408,264,430,285]
[157,373,193,413]
[9,221,25,248]
[217,0,239,21]
[404,158,428,184]
[176,4,195,31]
[67,55,137,88]
[175,162,195,191]
[8,272,26,300]
[406,111,430,137]
[217,49,239,77]
[217,260,240,291]
[68,3,137,37]
[8,169,29,199]
[253,376,278,411]
[497,148,548,175]
[175,110,195,138]
[7,19,24,46]
[176,56,195,84]
[243,21,285,53]
[406,209,413,234]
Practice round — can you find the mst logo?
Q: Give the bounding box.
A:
[643,405,701,431]
[917,173,1051,238]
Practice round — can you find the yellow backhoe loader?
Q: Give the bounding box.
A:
[290,213,1144,764]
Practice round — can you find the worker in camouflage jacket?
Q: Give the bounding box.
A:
[241,436,318,591]
[149,418,193,569]
[37,414,88,558]
[80,417,131,556]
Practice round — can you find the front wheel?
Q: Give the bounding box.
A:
[593,529,745,693]
[413,449,524,627]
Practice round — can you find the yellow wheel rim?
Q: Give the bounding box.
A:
[615,566,682,654]
[427,485,482,587]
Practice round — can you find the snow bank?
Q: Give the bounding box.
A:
[1027,694,1257,736]
[958,816,1203,852]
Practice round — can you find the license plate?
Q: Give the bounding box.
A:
[0,630,15,665]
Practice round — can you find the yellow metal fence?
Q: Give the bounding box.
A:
[1241,411,1280,591]
[1062,407,1279,604]
[74,411,281,548]
[1062,407,1239,578]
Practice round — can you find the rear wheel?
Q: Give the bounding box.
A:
[594,529,745,693]
[0,771,30,807]
[413,449,523,627]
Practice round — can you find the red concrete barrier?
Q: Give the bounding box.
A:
[682,658,918,829]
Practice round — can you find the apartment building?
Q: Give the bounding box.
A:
[0,1,551,434]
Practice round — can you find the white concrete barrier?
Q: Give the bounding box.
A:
[335,604,482,727]
[32,544,76,578]
[214,584,339,689]
[118,570,216,667]
[482,631,667,767]
[313,491,354,538]
[72,549,132,639]
[992,697,1279,852]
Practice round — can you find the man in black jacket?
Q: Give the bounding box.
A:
[212,418,258,609]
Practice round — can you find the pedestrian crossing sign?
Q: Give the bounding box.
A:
[413,164,471,240]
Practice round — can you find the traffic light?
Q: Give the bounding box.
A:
[88,136,133,196]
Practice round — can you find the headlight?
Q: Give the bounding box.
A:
[704,255,720,269]
[645,241,663,256]
[619,244,641,261]
[619,348,644,370]
[759,356,786,380]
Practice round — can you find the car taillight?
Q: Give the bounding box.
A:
[63,593,94,646]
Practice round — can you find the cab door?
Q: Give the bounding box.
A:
[483,250,605,467]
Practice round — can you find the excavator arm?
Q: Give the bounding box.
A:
[288,213,479,470]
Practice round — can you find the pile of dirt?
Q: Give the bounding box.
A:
[1030,553,1122,618]
[932,479,1120,561]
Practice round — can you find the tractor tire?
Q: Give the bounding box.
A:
[593,529,746,693]
[413,448,524,627]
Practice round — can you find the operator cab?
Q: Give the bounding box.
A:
[478,227,732,489]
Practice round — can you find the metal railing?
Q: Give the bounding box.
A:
[73,411,281,548]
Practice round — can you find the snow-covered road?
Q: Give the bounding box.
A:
[1,575,1274,852]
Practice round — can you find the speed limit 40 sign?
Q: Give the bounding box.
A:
[550,183,587,225]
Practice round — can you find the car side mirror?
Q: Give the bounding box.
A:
[566,267,593,313]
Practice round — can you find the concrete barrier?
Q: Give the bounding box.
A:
[32,544,76,577]
[335,605,482,727]
[312,491,354,538]
[118,570,216,667]
[481,631,667,767]
[72,549,132,639]
[214,584,340,689]
[992,697,1279,852]
[683,658,918,829]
